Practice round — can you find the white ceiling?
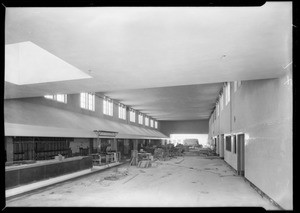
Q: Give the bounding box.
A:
[4,3,292,120]
[100,83,224,120]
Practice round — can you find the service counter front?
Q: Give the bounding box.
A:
[5,156,92,189]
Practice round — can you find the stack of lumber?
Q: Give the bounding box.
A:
[137,160,151,168]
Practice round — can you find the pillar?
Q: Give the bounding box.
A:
[89,138,93,154]
[6,137,14,162]
[97,138,101,153]
[133,139,138,151]
[111,138,117,152]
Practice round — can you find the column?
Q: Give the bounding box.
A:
[97,138,101,153]
[89,138,93,154]
[6,137,14,162]
[133,139,138,151]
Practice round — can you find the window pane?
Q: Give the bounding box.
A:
[108,101,112,116]
[139,114,143,124]
[145,117,148,126]
[56,94,61,102]
[92,95,95,111]
[45,95,54,99]
[130,110,135,122]
[103,99,106,114]
[80,93,86,108]
[88,94,92,110]
[228,83,231,103]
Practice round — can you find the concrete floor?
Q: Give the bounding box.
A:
[6,155,279,209]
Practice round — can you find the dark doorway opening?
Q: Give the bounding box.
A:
[237,134,245,176]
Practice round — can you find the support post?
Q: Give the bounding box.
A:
[97,137,101,153]
[6,137,14,162]
[133,139,138,151]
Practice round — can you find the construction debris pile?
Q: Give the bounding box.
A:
[129,143,188,168]
[198,148,218,157]
[153,144,185,161]
[103,168,129,181]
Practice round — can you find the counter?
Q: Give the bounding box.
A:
[5,156,92,189]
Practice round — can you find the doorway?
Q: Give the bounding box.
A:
[219,134,224,158]
[237,134,245,176]
[214,137,217,152]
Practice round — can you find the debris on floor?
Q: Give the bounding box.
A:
[175,158,184,164]
[103,168,129,181]
[6,155,280,210]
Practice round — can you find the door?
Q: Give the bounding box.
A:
[216,137,219,155]
[214,138,217,152]
[237,134,245,176]
[219,134,224,158]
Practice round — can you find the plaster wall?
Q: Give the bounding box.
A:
[209,70,293,209]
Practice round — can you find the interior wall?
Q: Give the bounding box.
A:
[219,94,231,134]
[209,69,293,210]
[232,73,292,210]
[160,120,208,137]
[16,94,159,131]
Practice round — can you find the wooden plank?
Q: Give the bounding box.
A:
[123,174,139,184]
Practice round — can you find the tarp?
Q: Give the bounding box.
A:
[4,99,168,139]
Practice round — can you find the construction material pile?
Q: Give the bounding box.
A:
[153,148,164,160]
[103,168,129,181]
[142,147,155,155]
[153,144,184,161]
[137,160,151,168]
[198,148,218,157]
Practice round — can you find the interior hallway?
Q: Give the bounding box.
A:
[6,155,279,209]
